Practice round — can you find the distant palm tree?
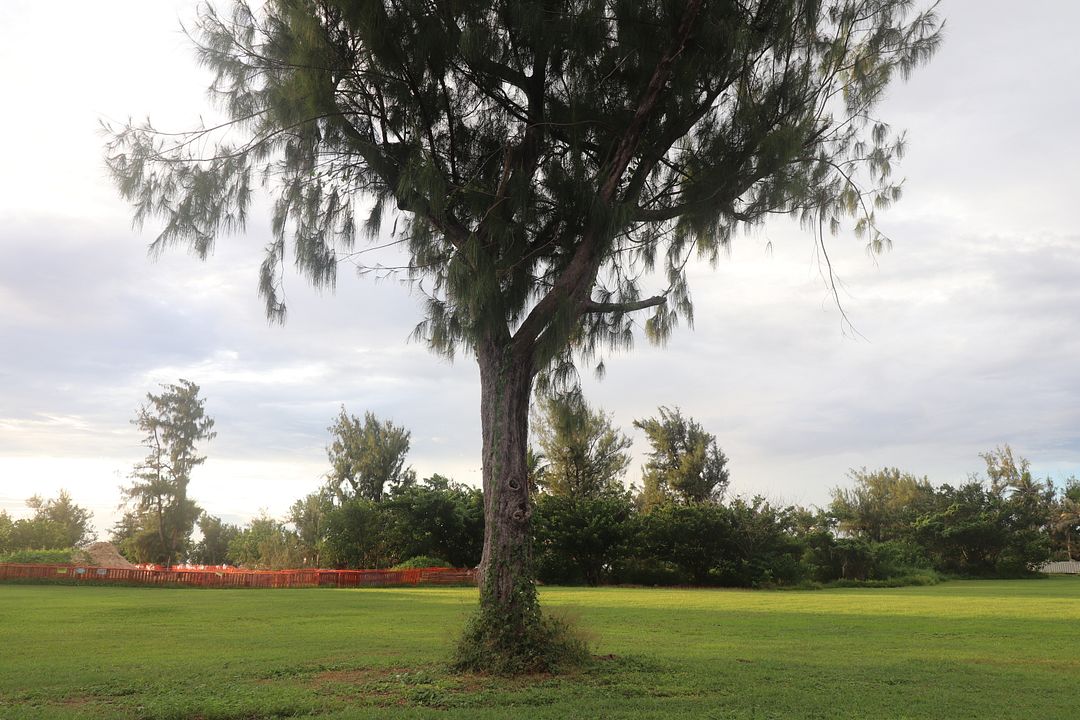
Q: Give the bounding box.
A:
[1056,499,1080,560]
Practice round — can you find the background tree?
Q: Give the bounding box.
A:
[980,445,1036,497]
[326,407,414,503]
[106,0,941,671]
[109,511,144,562]
[289,490,335,567]
[121,379,215,566]
[634,407,730,509]
[0,511,12,553]
[381,475,486,568]
[9,491,96,550]
[1054,478,1080,560]
[323,499,395,569]
[829,467,934,542]
[531,389,632,499]
[191,514,241,565]
[227,514,302,570]
[533,493,634,585]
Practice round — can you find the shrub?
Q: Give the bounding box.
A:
[393,556,452,569]
[0,548,76,564]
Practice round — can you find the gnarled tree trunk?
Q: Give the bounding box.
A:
[475,338,538,636]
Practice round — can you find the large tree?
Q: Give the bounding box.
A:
[106,0,940,670]
[121,379,216,566]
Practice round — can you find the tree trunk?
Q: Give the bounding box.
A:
[475,339,539,636]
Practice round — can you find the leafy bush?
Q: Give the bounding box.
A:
[609,557,690,586]
[393,556,451,569]
[824,570,942,588]
[533,494,634,585]
[0,548,76,564]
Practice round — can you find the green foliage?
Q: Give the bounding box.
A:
[634,407,730,509]
[829,467,935,542]
[322,475,484,570]
[531,389,632,499]
[106,0,942,376]
[0,511,11,553]
[826,454,1055,577]
[636,502,730,585]
[323,499,394,569]
[326,407,415,503]
[227,515,302,570]
[0,548,75,564]
[820,569,942,588]
[379,478,485,569]
[190,514,240,565]
[533,494,635,585]
[1052,477,1080,560]
[3,491,96,551]
[288,489,335,567]
[912,481,1049,576]
[716,497,806,587]
[393,556,451,569]
[120,379,215,565]
[801,535,931,583]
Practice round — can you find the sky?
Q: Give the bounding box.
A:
[2,1,1079,537]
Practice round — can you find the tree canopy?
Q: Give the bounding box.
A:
[2,491,96,551]
[107,0,940,376]
[830,466,933,542]
[531,389,632,498]
[326,407,415,502]
[635,406,730,508]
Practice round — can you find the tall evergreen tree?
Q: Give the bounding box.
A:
[121,379,216,566]
[106,0,941,671]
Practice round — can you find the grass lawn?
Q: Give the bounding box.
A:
[1,578,1078,718]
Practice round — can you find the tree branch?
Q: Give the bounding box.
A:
[512,0,704,358]
[582,295,667,314]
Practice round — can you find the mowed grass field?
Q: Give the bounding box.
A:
[1,579,1079,719]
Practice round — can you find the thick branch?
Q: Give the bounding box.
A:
[598,0,704,203]
[512,0,704,357]
[582,295,667,314]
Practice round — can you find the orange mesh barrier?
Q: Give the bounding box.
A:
[0,563,476,588]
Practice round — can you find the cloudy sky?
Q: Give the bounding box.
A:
[2,1,1079,536]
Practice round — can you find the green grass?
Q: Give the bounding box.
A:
[2,579,1079,718]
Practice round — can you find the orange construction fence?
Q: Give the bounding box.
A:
[0,563,476,588]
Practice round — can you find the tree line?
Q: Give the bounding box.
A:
[5,381,1077,586]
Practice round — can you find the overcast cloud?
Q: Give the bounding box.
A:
[2,1,1079,535]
